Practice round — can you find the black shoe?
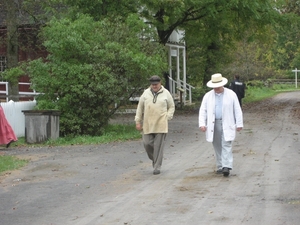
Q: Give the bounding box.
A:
[6,141,13,148]
[222,167,230,177]
[216,169,223,174]
[153,169,160,175]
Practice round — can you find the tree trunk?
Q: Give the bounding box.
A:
[5,0,19,101]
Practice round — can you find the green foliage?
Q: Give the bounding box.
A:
[219,29,278,82]
[36,0,280,87]
[34,99,59,110]
[0,155,28,173]
[140,0,275,44]
[61,0,138,20]
[192,86,208,102]
[270,1,300,70]
[245,80,265,88]
[26,14,167,136]
[46,123,142,145]
[271,83,297,91]
[243,86,274,103]
[2,67,24,84]
[243,81,298,104]
[181,0,277,85]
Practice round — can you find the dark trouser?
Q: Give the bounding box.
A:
[143,133,167,170]
[238,98,242,107]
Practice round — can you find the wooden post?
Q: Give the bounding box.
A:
[292,68,298,89]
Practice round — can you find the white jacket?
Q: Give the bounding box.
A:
[199,88,243,142]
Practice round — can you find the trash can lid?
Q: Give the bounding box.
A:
[22,110,61,116]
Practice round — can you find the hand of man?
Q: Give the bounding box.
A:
[136,123,142,131]
[236,127,243,131]
[200,126,207,132]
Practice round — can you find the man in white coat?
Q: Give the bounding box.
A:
[199,73,243,177]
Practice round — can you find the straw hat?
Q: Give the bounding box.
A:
[206,73,228,88]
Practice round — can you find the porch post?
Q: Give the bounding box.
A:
[182,46,186,103]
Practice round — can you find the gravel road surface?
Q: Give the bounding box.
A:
[1,91,300,225]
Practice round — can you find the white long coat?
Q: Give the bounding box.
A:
[199,88,243,142]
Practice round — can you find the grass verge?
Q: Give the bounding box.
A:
[0,155,28,174]
[14,124,141,148]
[0,124,141,175]
[244,84,298,104]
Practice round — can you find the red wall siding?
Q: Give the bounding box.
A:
[0,26,48,101]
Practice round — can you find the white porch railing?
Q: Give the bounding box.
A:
[168,76,195,105]
[0,81,9,102]
[19,82,41,99]
[0,81,41,101]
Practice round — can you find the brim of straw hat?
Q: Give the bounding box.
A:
[206,78,228,88]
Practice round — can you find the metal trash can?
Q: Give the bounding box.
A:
[22,110,61,144]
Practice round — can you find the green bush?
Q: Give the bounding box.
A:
[26,14,166,136]
[192,86,208,102]
[245,80,265,88]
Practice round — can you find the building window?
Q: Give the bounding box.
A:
[0,56,7,73]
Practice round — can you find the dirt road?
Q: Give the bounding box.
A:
[1,91,300,225]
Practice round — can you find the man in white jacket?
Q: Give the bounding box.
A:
[199,73,243,177]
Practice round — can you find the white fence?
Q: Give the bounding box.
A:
[0,81,40,102]
[1,100,37,137]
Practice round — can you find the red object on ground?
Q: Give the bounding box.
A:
[0,106,17,146]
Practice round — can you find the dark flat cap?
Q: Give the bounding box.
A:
[149,75,161,84]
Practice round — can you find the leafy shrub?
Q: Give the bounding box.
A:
[26,14,166,136]
[192,86,208,102]
[245,80,265,88]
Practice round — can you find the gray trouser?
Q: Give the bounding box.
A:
[212,120,233,170]
[143,133,167,170]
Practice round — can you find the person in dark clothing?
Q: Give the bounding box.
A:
[229,75,246,107]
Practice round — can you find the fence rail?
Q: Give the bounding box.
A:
[272,79,300,84]
[0,81,40,102]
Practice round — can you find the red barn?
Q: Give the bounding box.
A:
[0,10,47,101]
